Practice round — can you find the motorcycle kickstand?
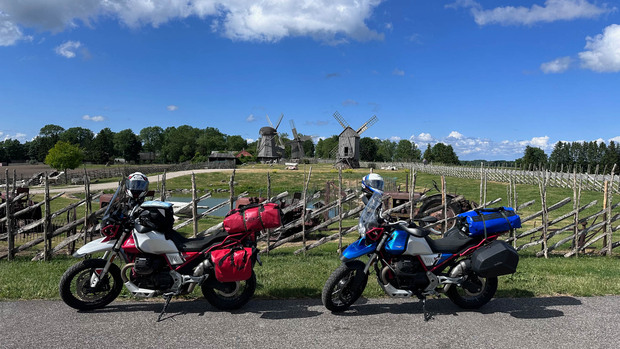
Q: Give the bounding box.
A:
[420,297,433,322]
[157,293,174,322]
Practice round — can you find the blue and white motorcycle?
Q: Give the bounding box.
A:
[321,191,521,313]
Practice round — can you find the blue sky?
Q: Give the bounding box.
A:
[1,0,619,160]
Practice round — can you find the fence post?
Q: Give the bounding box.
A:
[191,173,198,238]
[83,167,91,245]
[160,170,167,201]
[409,167,416,221]
[229,168,236,211]
[266,172,272,255]
[6,169,14,261]
[43,173,51,261]
[338,167,343,254]
[441,175,447,235]
[538,171,549,259]
[606,164,616,256]
[572,169,582,256]
[301,166,312,256]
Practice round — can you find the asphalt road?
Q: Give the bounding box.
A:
[1,296,619,348]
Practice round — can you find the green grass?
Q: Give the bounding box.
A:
[1,243,618,301]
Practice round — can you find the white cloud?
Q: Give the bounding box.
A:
[448,131,464,139]
[417,133,434,142]
[82,114,105,122]
[529,136,550,148]
[390,136,401,142]
[55,40,81,58]
[450,0,613,26]
[392,68,405,76]
[579,24,620,72]
[167,105,179,111]
[609,136,620,143]
[0,13,31,46]
[541,56,572,73]
[246,114,256,122]
[342,99,359,106]
[245,138,255,143]
[0,0,385,44]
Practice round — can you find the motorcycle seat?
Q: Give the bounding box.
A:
[424,228,475,253]
[166,229,228,252]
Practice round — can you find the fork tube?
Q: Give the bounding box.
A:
[91,231,126,287]
[364,234,389,274]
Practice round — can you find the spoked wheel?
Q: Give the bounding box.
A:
[59,259,123,311]
[322,260,368,312]
[201,272,257,310]
[418,198,462,233]
[446,271,497,309]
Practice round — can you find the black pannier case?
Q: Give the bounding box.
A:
[471,240,519,277]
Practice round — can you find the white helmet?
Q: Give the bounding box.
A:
[126,172,149,199]
[361,173,384,195]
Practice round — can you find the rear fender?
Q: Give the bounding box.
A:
[73,237,116,257]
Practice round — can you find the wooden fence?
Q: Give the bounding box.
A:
[2,164,618,261]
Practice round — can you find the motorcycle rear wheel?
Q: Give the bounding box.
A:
[201,272,256,310]
[322,260,368,312]
[59,259,123,311]
[446,272,497,309]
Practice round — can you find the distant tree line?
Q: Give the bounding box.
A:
[1,126,465,166]
[314,136,460,164]
[515,141,620,174]
[0,124,251,165]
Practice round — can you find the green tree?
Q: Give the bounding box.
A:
[302,139,315,158]
[161,126,201,162]
[114,129,142,163]
[394,139,420,162]
[423,144,432,162]
[430,143,460,165]
[0,139,27,163]
[226,135,247,151]
[29,124,66,162]
[359,137,378,161]
[376,139,396,162]
[519,146,548,170]
[315,136,338,159]
[139,126,164,154]
[91,128,115,164]
[44,141,84,184]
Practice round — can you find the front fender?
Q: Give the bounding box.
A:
[73,237,116,257]
[341,238,377,262]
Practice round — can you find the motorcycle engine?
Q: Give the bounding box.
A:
[391,257,429,290]
[131,256,174,290]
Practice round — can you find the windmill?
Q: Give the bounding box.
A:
[332,111,378,168]
[289,120,313,160]
[256,114,285,163]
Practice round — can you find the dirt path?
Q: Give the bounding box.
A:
[28,168,234,195]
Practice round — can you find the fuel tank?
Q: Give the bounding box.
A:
[133,230,179,254]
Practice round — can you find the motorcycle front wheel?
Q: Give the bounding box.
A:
[59,259,123,311]
[322,260,368,312]
[446,271,497,309]
[201,272,256,310]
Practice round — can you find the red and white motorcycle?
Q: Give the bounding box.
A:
[59,184,281,319]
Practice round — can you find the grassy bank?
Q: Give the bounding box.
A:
[1,243,619,301]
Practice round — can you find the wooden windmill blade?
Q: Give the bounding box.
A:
[266,114,274,128]
[274,113,284,130]
[333,111,350,129]
[356,115,378,135]
[290,119,299,140]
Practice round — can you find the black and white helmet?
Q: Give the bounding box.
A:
[361,173,384,195]
[126,172,149,199]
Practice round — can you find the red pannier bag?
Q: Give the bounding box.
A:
[210,247,253,282]
[223,203,282,234]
